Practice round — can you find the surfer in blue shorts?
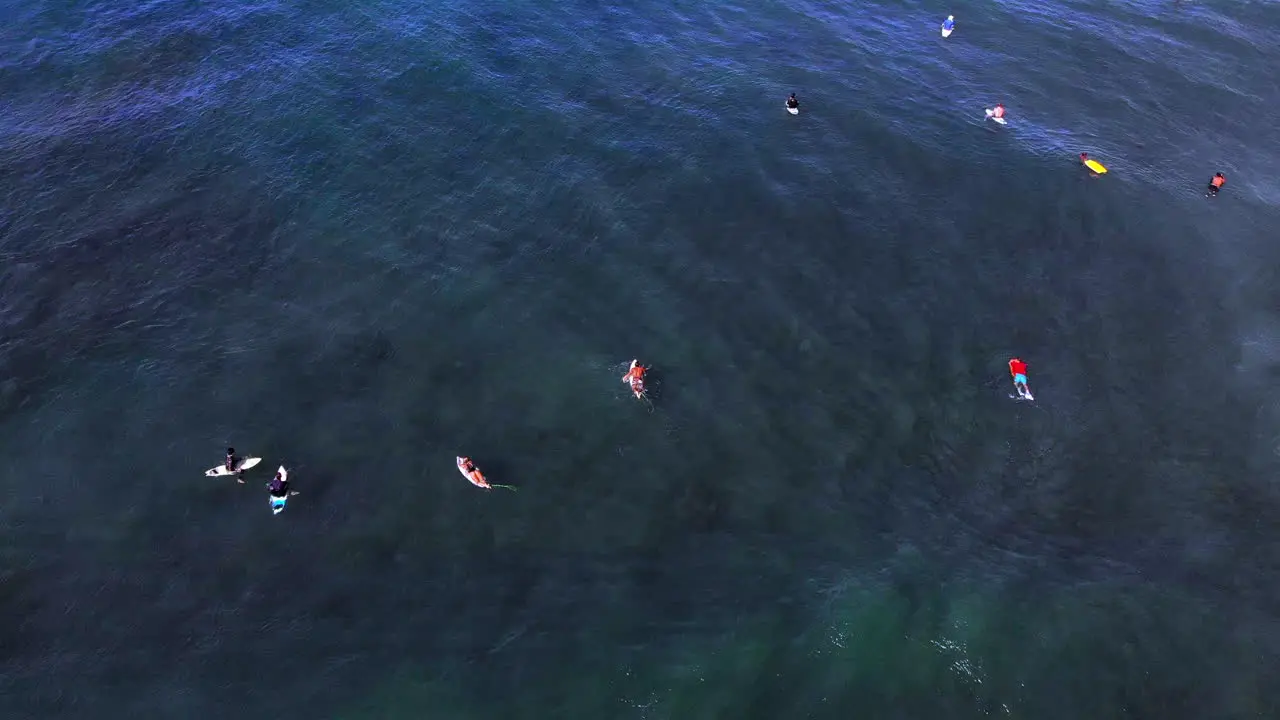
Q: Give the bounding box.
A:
[1008,358,1033,400]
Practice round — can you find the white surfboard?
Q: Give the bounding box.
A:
[786,104,799,115]
[270,465,289,514]
[205,456,261,477]
[941,27,952,37]
[984,109,1007,125]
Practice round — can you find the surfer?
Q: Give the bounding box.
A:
[786,93,799,111]
[991,104,1005,121]
[1207,172,1225,197]
[622,359,649,399]
[267,468,290,498]
[457,456,491,489]
[1008,358,1032,400]
[225,447,248,483]
[1079,152,1107,175]
[943,15,955,33]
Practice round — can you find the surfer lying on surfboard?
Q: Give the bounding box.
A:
[622,359,649,399]
[457,456,491,489]
[1080,153,1108,175]
[1009,358,1034,401]
[1207,172,1225,197]
[456,457,516,491]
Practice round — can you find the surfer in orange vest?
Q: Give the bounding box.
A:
[622,359,648,399]
[1207,172,1225,197]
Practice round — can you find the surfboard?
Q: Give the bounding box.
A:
[206,456,261,477]
[942,27,952,37]
[984,109,1007,125]
[1084,159,1108,174]
[269,466,289,514]
[786,104,799,115]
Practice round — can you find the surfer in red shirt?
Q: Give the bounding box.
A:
[1008,358,1033,400]
[622,359,648,399]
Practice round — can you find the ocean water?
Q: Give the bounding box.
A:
[3,0,1280,717]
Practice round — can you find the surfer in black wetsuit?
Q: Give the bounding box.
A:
[786,93,799,110]
[225,447,250,483]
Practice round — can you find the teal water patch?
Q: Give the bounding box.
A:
[338,573,1274,719]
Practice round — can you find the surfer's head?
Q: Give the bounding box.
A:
[947,15,953,20]
[1080,153,1088,161]
[227,447,235,455]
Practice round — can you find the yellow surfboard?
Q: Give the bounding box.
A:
[1084,159,1108,174]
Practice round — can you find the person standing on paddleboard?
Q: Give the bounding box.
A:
[1207,172,1225,197]
[1008,358,1032,400]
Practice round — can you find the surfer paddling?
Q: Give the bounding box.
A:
[622,359,649,399]
[456,456,516,492]
[1008,358,1034,401]
[457,456,490,489]
[1207,172,1225,197]
[1080,153,1108,175]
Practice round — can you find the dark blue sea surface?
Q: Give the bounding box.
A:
[2,0,1280,717]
